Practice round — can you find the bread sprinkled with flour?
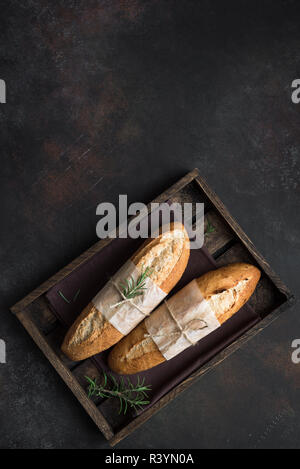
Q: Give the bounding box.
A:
[61,222,190,361]
[108,263,261,374]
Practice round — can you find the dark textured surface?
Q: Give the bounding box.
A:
[0,0,299,449]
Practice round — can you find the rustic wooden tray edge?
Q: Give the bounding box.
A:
[109,294,296,445]
[10,168,295,447]
[11,168,198,316]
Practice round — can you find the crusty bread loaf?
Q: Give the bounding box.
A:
[108,263,261,374]
[61,222,190,361]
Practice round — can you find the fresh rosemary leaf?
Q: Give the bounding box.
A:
[86,373,151,415]
[120,266,153,300]
[58,290,71,304]
[73,288,81,302]
[205,220,215,235]
[58,288,81,304]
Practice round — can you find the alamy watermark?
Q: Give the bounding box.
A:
[291,339,300,364]
[291,79,300,104]
[96,196,205,249]
[0,79,6,103]
[0,339,6,363]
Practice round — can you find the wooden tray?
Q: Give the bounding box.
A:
[10,169,295,446]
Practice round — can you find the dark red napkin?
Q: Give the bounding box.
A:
[46,232,259,414]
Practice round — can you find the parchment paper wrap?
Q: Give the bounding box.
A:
[145,279,220,360]
[92,260,167,335]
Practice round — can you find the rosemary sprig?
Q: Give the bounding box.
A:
[73,288,81,302]
[58,290,70,303]
[110,266,153,308]
[205,220,215,236]
[121,266,153,299]
[58,288,81,304]
[86,373,151,415]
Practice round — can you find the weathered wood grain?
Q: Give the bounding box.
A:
[204,210,234,256]
[23,296,58,335]
[169,179,211,219]
[98,397,133,432]
[72,359,105,405]
[215,241,253,266]
[16,310,114,440]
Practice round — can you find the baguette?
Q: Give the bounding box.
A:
[108,263,261,374]
[61,222,190,361]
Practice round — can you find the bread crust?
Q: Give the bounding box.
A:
[107,322,165,375]
[108,263,261,374]
[61,222,190,361]
[197,262,261,324]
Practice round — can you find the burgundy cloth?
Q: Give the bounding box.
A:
[46,233,260,413]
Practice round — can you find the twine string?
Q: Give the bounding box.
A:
[145,299,208,347]
[109,278,150,318]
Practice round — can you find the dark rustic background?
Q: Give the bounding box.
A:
[1,0,300,449]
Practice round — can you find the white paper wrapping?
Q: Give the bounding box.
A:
[145,279,221,360]
[92,260,167,335]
